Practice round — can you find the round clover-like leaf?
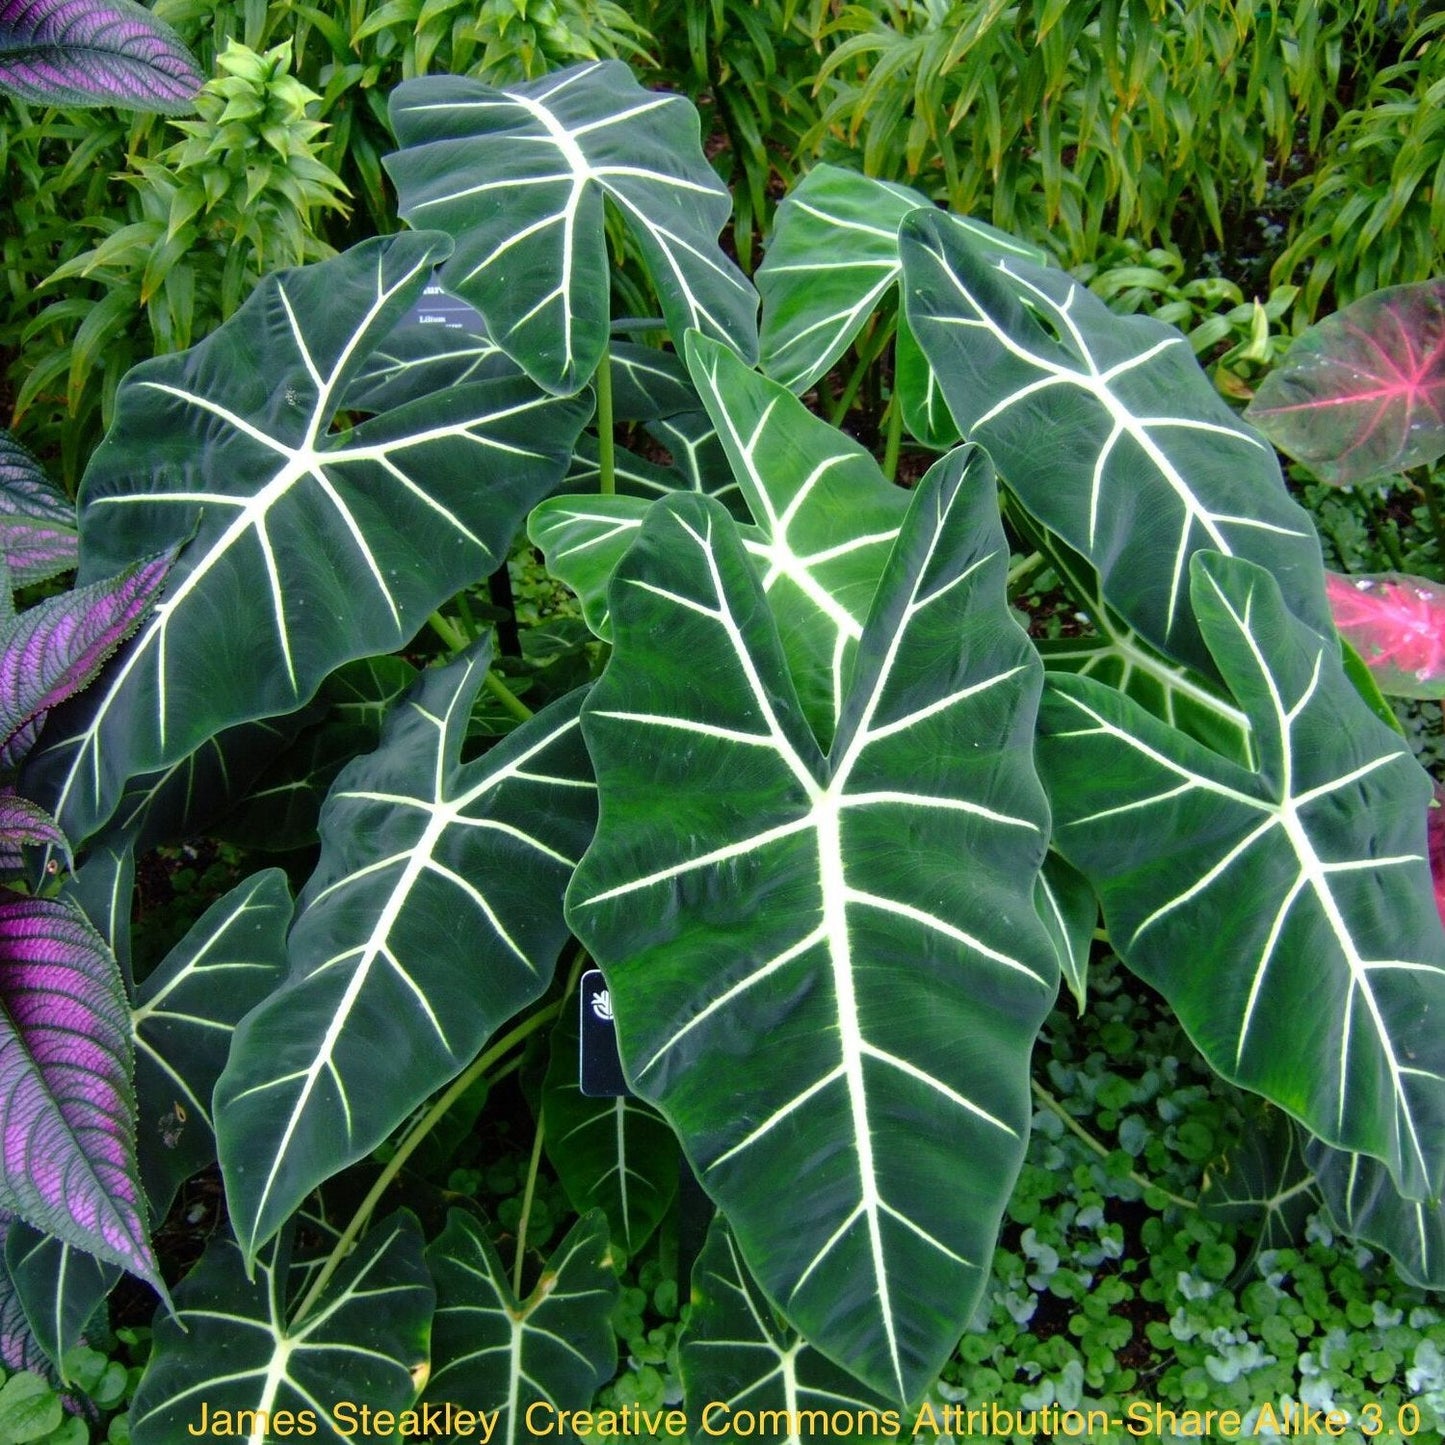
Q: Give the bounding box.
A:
[386,62,758,394]
[22,231,590,849]
[568,451,1056,1404]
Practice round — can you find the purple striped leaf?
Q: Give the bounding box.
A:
[0,791,69,876]
[0,551,170,771]
[0,0,201,114]
[1246,281,1445,484]
[0,895,158,1290]
[0,434,77,587]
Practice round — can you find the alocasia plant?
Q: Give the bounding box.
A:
[2,54,1443,1437]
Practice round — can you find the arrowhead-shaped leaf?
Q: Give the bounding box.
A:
[0,0,202,114]
[129,1212,432,1445]
[568,451,1057,1403]
[1245,280,1445,484]
[541,1004,678,1259]
[425,1209,617,1439]
[0,432,77,586]
[1200,1110,1318,1258]
[534,335,907,745]
[900,209,1333,675]
[679,1218,893,1440]
[1325,571,1445,700]
[1038,552,1445,1201]
[216,646,596,1261]
[0,894,159,1289]
[22,232,590,847]
[757,165,1044,447]
[132,870,292,1221]
[5,1223,118,1377]
[386,61,758,394]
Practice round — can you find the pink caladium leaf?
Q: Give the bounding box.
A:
[1245,280,1445,484]
[0,0,201,114]
[0,434,77,588]
[0,895,160,1291]
[1325,571,1445,700]
[0,551,171,771]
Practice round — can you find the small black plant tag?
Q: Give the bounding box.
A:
[579,968,630,1097]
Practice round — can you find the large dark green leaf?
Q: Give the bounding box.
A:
[680,1218,894,1444]
[900,210,1333,676]
[4,1223,117,1378]
[1038,552,1445,1201]
[1200,1109,1318,1258]
[426,1209,617,1442]
[132,870,292,1220]
[568,452,1056,1403]
[541,1004,677,1260]
[23,232,590,847]
[386,62,758,394]
[216,646,596,1262]
[129,1213,432,1445]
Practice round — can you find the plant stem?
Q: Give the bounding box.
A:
[596,340,616,497]
[428,610,467,653]
[512,1115,548,1297]
[485,670,533,723]
[290,1000,566,1326]
[829,316,894,427]
[1030,1080,1198,1211]
[1006,551,1044,590]
[881,392,904,484]
[455,588,479,643]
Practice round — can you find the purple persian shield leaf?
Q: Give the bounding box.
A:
[1325,570,1445,700]
[0,434,77,587]
[0,0,201,114]
[0,550,170,771]
[0,791,69,875]
[0,895,160,1290]
[1246,280,1445,484]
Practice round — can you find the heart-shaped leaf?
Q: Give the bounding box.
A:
[1325,571,1445,700]
[568,451,1056,1403]
[757,164,1044,447]
[386,61,758,394]
[1038,552,1445,1201]
[132,869,292,1221]
[22,232,590,848]
[679,1217,894,1441]
[0,0,202,114]
[425,1209,617,1438]
[541,1004,678,1260]
[1245,281,1445,485]
[1200,1109,1318,1258]
[0,432,77,586]
[216,646,596,1262]
[900,209,1333,676]
[129,1212,432,1445]
[0,894,158,1290]
[5,1223,117,1377]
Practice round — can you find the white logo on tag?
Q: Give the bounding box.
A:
[591,989,613,1022]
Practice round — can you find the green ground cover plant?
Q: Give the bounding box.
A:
[3,9,1445,1443]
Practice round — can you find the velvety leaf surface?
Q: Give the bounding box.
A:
[1038,553,1445,1201]
[216,647,596,1261]
[1035,853,1096,1015]
[1432,787,1445,928]
[132,870,291,1221]
[5,1222,117,1376]
[58,840,131,988]
[1199,1110,1317,1257]
[386,61,758,394]
[568,453,1056,1403]
[0,1215,58,1382]
[0,0,202,113]
[129,1213,432,1445]
[0,551,170,772]
[1325,570,1445,700]
[425,1209,617,1441]
[900,209,1333,676]
[0,894,158,1288]
[541,1003,677,1259]
[678,1218,892,1442]
[0,432,78,586]
[22,233,590,847]
[1245,281,1445,484]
